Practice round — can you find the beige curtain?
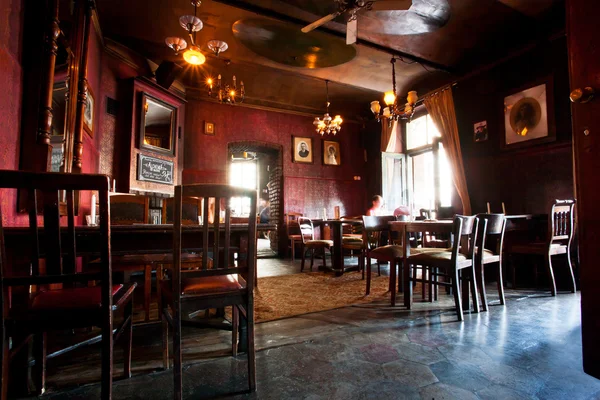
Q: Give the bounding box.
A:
[380,119,402,153]
[424,88,472,215]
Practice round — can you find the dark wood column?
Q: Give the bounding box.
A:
[72,0,93,173]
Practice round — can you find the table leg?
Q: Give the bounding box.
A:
[332,222,344,276]
[403,227,413,309]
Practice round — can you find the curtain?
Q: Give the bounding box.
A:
[380,119,403,153]
[424,88,472,215]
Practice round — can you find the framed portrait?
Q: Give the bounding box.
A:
[323,140,341,166]
[292,136,313,164]
[204,121,215,136]
[83,86,95,138]
[473,120,488,142]
[503,78,555,149]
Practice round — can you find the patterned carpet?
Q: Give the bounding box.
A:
[255,271,398,322]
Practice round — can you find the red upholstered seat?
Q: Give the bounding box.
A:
[30,284,124,310]
[161,275,245,299]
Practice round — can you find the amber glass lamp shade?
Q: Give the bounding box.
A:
[183,45,206,65]
[384,91,396,106]
[370,101,381,115]
[407,90,418,105]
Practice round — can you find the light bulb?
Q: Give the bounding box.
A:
[384,91,396,106]
[183,45,205,65]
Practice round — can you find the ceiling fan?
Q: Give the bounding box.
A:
[301,0,450,45]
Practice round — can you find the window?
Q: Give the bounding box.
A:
[381,112,454,218]
[229,160,257,217]
[406,114,453,214]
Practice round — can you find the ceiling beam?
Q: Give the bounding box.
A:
[213,0,454,74]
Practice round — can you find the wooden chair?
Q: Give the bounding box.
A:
[475,213,507,311]
[110,194,149,225]
[162,196,203,225]
[160,184,257,398]
[286,212,303,261]
[506,200,576,296]
[0,171,135,399]
[341,216,365,273]
[363,215,403,306]
[407,215,480,320]
[298,217,333,272]
[107,194,156,322]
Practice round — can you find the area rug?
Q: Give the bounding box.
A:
[254,271,398,322]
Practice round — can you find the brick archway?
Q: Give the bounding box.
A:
[227,141,283,255]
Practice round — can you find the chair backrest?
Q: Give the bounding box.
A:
[110,194,149,225]
[0,170,112,307]
[476,213,506,258]
[162,196,202,225]
[419,209,431,219]
[286,212,302,236]
[171,184,257,298]
[297,217,315,243]
[341,215,363,235]
[362,215,395,249]
[549,199,575,244]
[450,215,478,260]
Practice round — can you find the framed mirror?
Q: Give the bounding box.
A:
[139,93,177,156]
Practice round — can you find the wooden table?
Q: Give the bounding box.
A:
[389,220,455,309]
[312,219,362,276]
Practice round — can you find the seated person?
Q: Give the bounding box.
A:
[366,195,383,216]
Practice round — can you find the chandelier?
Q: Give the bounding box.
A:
[370,58,418,126]
[313,80,343,136]
[165,0,210,65]
[207,74,245,105]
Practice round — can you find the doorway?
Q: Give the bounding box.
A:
[228,141,283,258]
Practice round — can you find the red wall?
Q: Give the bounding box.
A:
[184,99,369,217]
[0,0,24,226]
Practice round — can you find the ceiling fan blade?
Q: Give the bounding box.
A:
[301,12,341,33]
[369,0,412,11]
[346,18,358,44]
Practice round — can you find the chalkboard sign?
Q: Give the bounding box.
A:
[137,154,174,185]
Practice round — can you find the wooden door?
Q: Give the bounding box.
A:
[567,0,600,379]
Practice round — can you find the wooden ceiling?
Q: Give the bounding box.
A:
[94,0,564,116]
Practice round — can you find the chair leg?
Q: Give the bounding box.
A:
[566,250,577,293]
[433,267,439,301]
[323,248,328,268]
[469,265,480,313]
[123,299,133,379]
[161,311,170,370]
[291,239,296,261]
[452,268,464,321]
[232,305,239,356]
[422,267,427,301]
[144,265,152,322]
[428,267,433,303]
[497,257,506,305]
[477,262,488,312]
[377,261,381,276]
[173,307,183,400]
[390,260,397,307]
[398,260,404,294]
[310,249,315,271]
[300,246,306,272]
[546,254,557,296]
[246,303,257,392]
[101,304,114,400]
[366,256,372,295]
[33,332,47,395]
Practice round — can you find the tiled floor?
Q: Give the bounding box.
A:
[37,259,600,399]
